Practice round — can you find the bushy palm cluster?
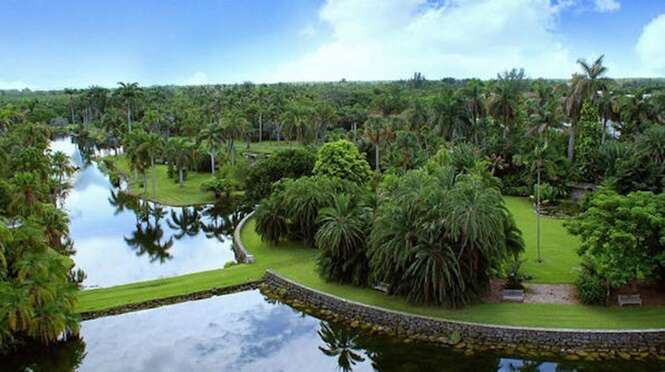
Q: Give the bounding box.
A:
[0,123,79,352]
[256,142,523,307]
[369,148,523,307]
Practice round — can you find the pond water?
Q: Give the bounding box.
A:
[3,290,664,372]
[50,136,244,288]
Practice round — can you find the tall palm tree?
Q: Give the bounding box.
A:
[116,82,143,132]
[137,133,163,198]
[198,121,224,176]
[487,68,526,138]
[363,117,392,171]
[221,110,248,165]
[64,88,78,124]
[565,55,608,160]
[165,137,193,187]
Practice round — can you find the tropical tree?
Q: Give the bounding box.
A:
[116,82,143,132]
[165,137,193,187]
[137,133,163,198]
[565,55,609,160]
[362,117,392,171]
[316,193,371,286]
[198,121,224,176]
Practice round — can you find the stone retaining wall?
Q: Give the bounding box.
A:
[263,270,665,357]
[232,211,256,263]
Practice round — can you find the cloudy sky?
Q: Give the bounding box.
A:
[1,0,664,90]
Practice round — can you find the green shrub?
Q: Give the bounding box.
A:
[313,140,371,185]
[576,264,607,305]
[201,177,240,199]
[245,148,315,205]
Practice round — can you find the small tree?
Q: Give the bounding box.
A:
[566,190,665,293]
[313,140,372,185]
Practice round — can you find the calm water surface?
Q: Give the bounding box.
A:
[50,136,243,288]
[4,290,664,372]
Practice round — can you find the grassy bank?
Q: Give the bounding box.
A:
[104,156,217,206]
[77,220,316,312]
[78,216,665,329]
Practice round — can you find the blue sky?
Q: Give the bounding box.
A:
[1,0,665,90]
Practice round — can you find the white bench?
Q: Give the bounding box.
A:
[502,289,525,303]
[618,294,642,307]
[373,282,390,293]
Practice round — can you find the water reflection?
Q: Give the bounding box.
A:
[3,290,664,372]
[50,136,245,288]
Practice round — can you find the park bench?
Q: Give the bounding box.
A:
[502,289,525,303]
[618,294,642,307]
[373,282,390,294]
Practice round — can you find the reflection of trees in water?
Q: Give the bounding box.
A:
[120,197,174,263]
[201,201,247,242]
[108,190,248,260]
[2,334,86,372]
[317,322,366,372]
[315,320,502,372]
[167,207,202,239]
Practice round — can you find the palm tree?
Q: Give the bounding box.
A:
[50,151,75,203]
[281,101,313,144]
[487,68,526,138]
[221,110,248,165]
[198,121,224,176]
[64,88,77,124]
[165,137,193,187]
[565,55,609,160]
[315,194,370,285]
[431,89,468,141]
[116,82,143,132]
[137,133,163,198]
[363,117,392,171]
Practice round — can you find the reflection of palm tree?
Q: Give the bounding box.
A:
[124,221,174,263]
[201,202,246,242]
[108,190,138,216]
[317,322,365,372]
[124,201,173,262]
[167,207,202,240]
[507,360,543,372]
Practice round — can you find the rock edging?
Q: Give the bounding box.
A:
[262,270,665,359]
[232,211,256,263]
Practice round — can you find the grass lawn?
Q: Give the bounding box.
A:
[77,219,317,312]
[78,217,665,329]
[504,196,581,284]
[235,140,307,155]
[247,222,665,330]
[105,155,217,206]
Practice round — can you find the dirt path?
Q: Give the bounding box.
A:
[523,284,579,304]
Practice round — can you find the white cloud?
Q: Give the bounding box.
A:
[299,24,317,40]
[183,71,209,86]
[0,79,33,90]
[593,0,620,13]
[636,13,665,75]
[270,0,577,82]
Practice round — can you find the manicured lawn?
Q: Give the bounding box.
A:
[245,222,665,330]
[77,219,317,312]
[79,217,665,329]
[235,140,307,155]
[105,156,217,206]
[504,196,581,284]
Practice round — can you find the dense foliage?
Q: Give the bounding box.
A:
[0,123,79,352]
[313,140,372,185]
[245,148,316,205]
[567,190,665,290]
